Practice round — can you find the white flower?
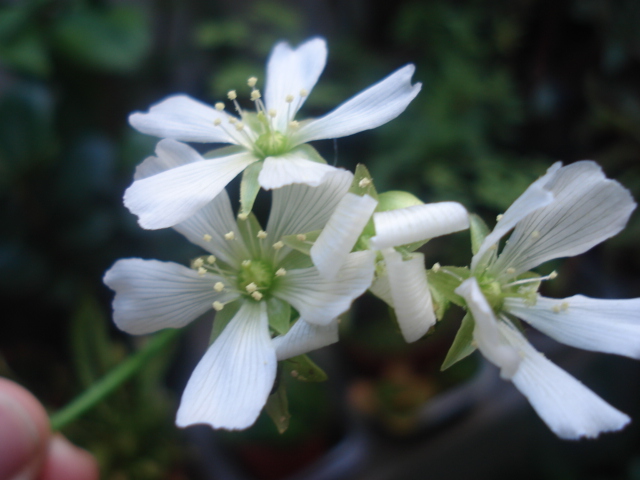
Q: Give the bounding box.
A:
[125,37,422,229]
[456,161,638,439]
[310,186,469,342]
[104,170,375,430]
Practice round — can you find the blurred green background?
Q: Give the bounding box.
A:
[1,0,640,479]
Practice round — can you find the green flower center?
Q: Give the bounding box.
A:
[254,131,290,159]
[237,259,276,297]
[479,279,504,312]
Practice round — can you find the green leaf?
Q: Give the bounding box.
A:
[427,266,471,307]
[210,301,240,344]
[281,229,320,255]
[267,297,291,335]
[283,354,328,382]
[0,28,50,76]
[240,161,263,215]
[469,213,490,256]
[265,377,290,434]
[349,164,378,199]
[441,313,477,371]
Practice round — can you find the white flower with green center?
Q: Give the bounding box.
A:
[104,169,375,430]
[125,37,421,229]
[453,161,639,439]
[308,171,469,343]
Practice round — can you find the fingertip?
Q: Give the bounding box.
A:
[39,435,99,480]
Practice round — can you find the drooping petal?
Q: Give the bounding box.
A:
[505,295,640,359]
[370,202,469,250]
[103,259,236,335]
[274,251,375,325]
[266,169,353,242]
[124,152,257,229]
[382,249,436,343]
[368,272,394,307]
[173,189,250,268]
[493,161,637,279]
[176,301,276,430]
[129,95,238,144]
[258,153,338,190]
[292,64,421,144]
[471,163,559,271]
[272,318,339,361]
[498,321,630,439]
[311,193,378,279]
[264,38,327,131]
[454,278,521,379]
[134,139,201,180]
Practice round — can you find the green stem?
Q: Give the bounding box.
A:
[50,329,180,431]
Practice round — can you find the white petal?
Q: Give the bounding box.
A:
[493,161,637,278]
[272,318,339,361]
[124,152,257,229]
[382,249,436,343]
[293,65,421,144]
[370,202,469,250]
[275,251,375,325]
[264,38,327,131]
[176,301,276,430]
[311,193,378,279]
[173,189,250,267]
[499,321,630,439]
[129,95,238,144]
[134,139,201,180]
[258,154,338,190]
[103,259,235,335]
[471,163,559,271]
[369,272,394,307]
[266,169,353,242]
[454,278,521,379]
[505,295,640,359]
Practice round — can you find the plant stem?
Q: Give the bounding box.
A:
[50,329,180,431]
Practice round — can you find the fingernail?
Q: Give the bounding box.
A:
[0,391,40,479]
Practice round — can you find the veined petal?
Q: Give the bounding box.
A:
[258,154,338,190]
[370,202,469,250]
[103,259,236,335]
[266,169,353,242]
[124,152,257,229]
[493,161,637,279]
[134,139,201,180]
[173,189,250,267]
[272,318,339,361]
[311,193,378,279]
[454,278,521,379]
[264,38,327,131]
[369,272,394,307]
[292,64,421,144]
[129,95,238,144]
[499,321,630,439]
[471,163,559,271]
[274,251,375,326]
[505,295,640,359]
[176,301,276,430]
[382,249,436,343]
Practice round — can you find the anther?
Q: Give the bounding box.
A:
[257,230,267,239]
[207,255,216,264]
[215,102,225,111]
[227,90,237,100]
[299,89,309,97]
[250,90,261,101]
[235,122,245,131]
[506,267,516,274]
[214,282,225,292]
[197,267,207,276]
[242,260,252,267]
[203,234,212,242]
[247,77,258,87]
[228,117,237,124]
[224,231,235,240]
[193,258,204,268]
[285,94,295,103]
[251,291,263,301]
[288,120,300,130]
[496,214,504,222]
[531,230,540,239]
[213,301,224,311]
[246,282,258,293]
[275,268,286,277]
[548,271,558,279]
[213,118,222,126]
[432,262,441,272]
[296,234,307,242]
[268,108,277,117]
[358,178,372,188]
[273,241,284,250]
[238,213,248,221]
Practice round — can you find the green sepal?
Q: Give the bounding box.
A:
[350,164,378,199]
[292,143,327,164]
[469,213,490,256]
[235,211,263,256]
[240,161,263,216]
[267,297,291,335]
[281,230,320,256]
[210,300,240,344]
[429,280,449,321]
[283,354,328,382]
[427,266,471,307]
[441,313,477,371]
[265,374,290,434]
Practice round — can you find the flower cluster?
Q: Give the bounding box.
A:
[105,37,640,439]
